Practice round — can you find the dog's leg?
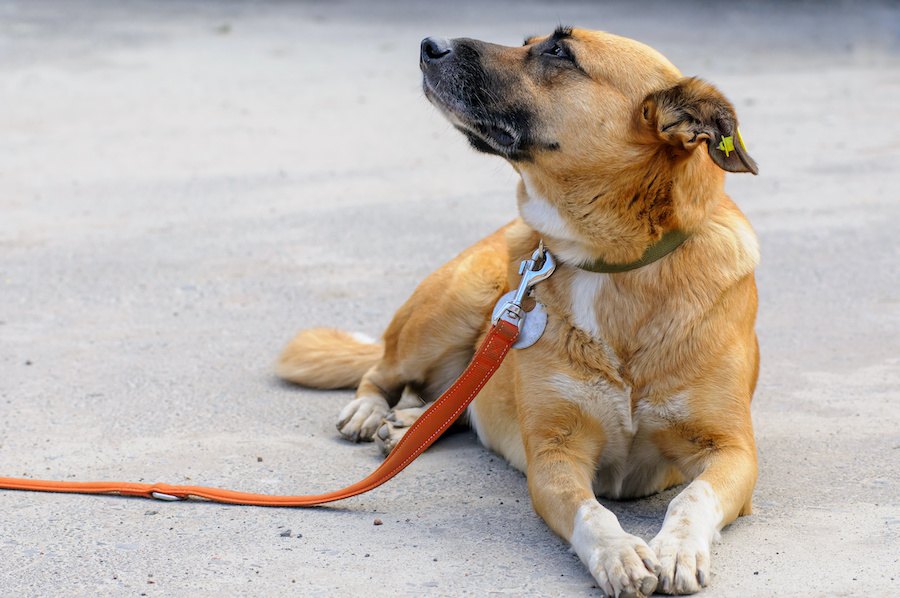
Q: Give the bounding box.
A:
[336,367,402,442]
[524,400,660,598]
[650,416,757,594]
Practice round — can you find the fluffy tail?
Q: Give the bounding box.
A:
[275,328,383,389]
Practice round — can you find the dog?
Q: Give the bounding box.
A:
[277,27,760,597]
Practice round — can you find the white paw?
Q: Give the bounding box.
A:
[584,534,660,598]
[375,406,427,455]
[336,395,389,442]
[650,532,710,595]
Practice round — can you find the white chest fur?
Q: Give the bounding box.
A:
[567,269,608,338]
[518,173,600,266]
[519,173,579,241]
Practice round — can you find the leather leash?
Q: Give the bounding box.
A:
[0,247,556,508]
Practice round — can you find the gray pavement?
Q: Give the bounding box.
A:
[1,1,898,596]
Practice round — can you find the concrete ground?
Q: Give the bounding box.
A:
[1,1,898,596]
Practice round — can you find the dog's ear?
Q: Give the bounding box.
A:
[641,77,758,175]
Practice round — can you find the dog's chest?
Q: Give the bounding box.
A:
[536,269,624,383]
[541,269,682,498]
[554,372,682,499]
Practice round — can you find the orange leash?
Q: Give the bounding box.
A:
[0,246,555,508]
[0,320,519,507]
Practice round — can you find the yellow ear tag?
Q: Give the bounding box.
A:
[736,128,747,151]
[717,135,735,157]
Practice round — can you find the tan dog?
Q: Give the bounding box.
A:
[277,27,760,597]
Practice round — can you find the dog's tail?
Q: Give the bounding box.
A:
[275,328,383,389]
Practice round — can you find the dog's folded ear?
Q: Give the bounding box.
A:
[641,77,758,175]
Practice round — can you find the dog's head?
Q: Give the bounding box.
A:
[421,28,757,262]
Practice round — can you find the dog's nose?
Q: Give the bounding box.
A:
[421,37,452,63]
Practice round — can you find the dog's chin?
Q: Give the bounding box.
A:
[423,82,531,161]
[458,125,529,161]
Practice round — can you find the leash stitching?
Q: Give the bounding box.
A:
[378,328,513,486]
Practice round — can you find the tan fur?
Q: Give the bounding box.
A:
[276,328,382,389]
[279,28,761,596]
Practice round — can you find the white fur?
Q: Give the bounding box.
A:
[553,243,601,265]
[337,394,389,441]
[519,192,579,241]
[568,270,607,338]
[572,500,659,597]
[571,500,628,562]
[350,331,377,345]
[650,480,723,594]
[658,480,723,543]
[732,217,761,270]
[519,173,601,265]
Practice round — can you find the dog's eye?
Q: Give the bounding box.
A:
[543,43,572,60]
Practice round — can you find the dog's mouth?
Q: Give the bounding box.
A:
[419,35,562,162]
[473,122,517,148]
[422,79,528,159]
[456,122,527,160]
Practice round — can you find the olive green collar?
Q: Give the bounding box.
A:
[576,229,691,273]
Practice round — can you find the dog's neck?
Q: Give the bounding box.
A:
[516,151,723,267]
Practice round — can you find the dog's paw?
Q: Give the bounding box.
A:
[375,406,426,455]
[336,395,389,442]
[584,535,660,598]
[649,532,710,595]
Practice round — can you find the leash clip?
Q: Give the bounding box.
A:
[492,243,556,328]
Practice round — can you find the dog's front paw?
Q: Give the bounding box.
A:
[584,535,660,598]
[336,395,389,442]
[649,532,710,595]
